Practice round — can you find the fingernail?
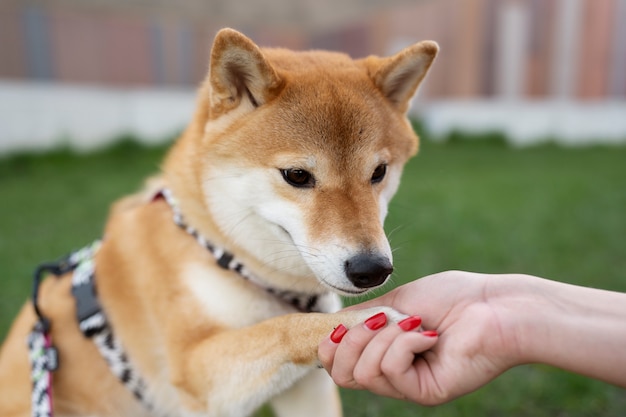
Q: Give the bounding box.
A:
[398,316,422,331]
[330,324,348,343]
[422,330,438,337]
[364,312,387,331]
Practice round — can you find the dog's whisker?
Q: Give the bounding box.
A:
[3,27,437,417]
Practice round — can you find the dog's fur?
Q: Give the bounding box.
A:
[0,29,437,417]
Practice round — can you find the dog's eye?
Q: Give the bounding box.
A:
[281,169,315,188]
[371,164,387,184]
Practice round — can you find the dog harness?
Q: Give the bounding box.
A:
[156,188,326,313]
[29,188,327,417]
[29,241,162,417]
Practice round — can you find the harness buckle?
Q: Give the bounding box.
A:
[71,279,103,326]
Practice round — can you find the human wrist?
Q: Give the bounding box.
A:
[503,275,626,386]
[483,273,554,366]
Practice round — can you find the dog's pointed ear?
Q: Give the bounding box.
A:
[208,28,284,115]
[365,41,438,113]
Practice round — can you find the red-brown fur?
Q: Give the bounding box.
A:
[0,28,437,417]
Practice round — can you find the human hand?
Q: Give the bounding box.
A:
[318,271,525,405]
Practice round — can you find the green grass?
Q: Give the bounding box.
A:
[344,139,626,416]
[0,139,168,329]
[1,136,625,416]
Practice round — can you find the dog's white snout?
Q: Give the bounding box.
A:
[344,253,393,289]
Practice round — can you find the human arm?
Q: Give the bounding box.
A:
[318,271,626,405]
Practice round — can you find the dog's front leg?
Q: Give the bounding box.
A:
[269,368,343,417]
[172,307,404,417]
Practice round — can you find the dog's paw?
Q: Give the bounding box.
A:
[340,306,409,329]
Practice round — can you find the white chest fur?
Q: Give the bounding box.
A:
[183,263,341,328]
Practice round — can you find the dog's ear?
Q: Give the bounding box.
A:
[208,28,284,115]
[364,41,438,113]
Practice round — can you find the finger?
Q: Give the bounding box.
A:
[350,323,409,399]
[329,313,389,390]
[380,331,439,400]
[318,324,346,373]
[346,323,430,400]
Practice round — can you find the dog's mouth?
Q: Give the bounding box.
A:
[277,225,291,239]
[318,278,371,296]
[275,225,383,296]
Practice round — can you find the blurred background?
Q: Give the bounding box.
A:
[1,0,625,416]
[1,0,626,151]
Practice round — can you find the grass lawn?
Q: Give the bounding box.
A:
[1,136,625,416]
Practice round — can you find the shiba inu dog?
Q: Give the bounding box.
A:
[0,28,437,417]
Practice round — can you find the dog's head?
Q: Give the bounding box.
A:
[179,29,437,296]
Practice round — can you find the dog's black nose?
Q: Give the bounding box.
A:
[344,254,393,289]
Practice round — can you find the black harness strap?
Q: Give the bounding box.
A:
[29,253,78,417]
[28,241,162,417]
[28,187,329,417]
[32,260,76,329]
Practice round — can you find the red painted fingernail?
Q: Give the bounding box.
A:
[398,316,422,331]
[330,324,348,343]
[364,312,387,331]
[422,330,439,337]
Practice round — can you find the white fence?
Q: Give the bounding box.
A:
[1,81,625,154]
[419,100,626,147]
[0,81,195,154]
